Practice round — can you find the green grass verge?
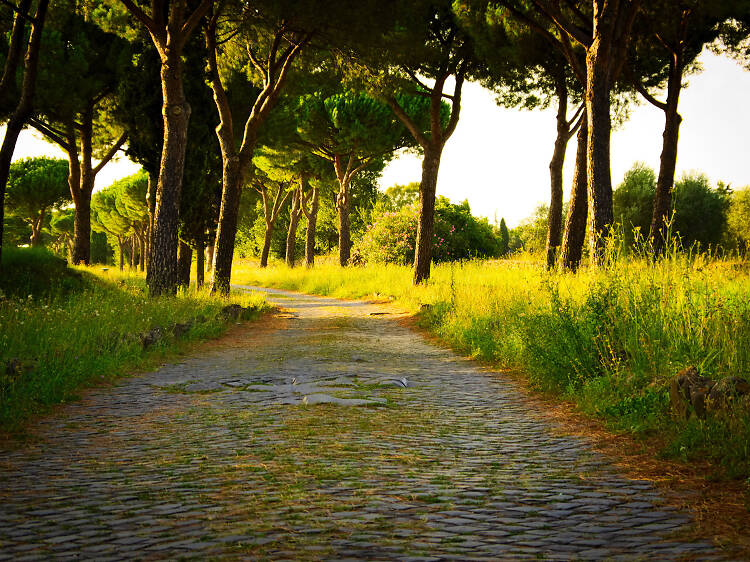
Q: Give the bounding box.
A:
[237,255,750,480]
[0,251,269,435]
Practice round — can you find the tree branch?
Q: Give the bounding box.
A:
[0,0,35,22]
[119,0,162,44]
[442,63,465,142]
[180,0,213,45]
[531,0,591,47]
[93,132,128,176]
[386,96,429,149]
[28,117,73,151]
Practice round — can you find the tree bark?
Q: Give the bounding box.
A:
[196,238,205,288]
[413,146,442,284]
[30,207,46,247]
[585,22,614,267]
[177,239,191,288]
[286,187,302,268]
[149,51,191,296]
[70,108,97,265]
[145,171,156,281]
[260,225,273,268]
[117,238,124,271]
[206,240,214,273]
[0,0,49,267]
[560,115,589,271]
[211,156,242,293]
[0,0,32,101]
[546,76,569,270]
[650,63,683,252]
[304,185,319,268]
[336,178,351,267]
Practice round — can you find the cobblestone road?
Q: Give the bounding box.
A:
[0,286,720,560]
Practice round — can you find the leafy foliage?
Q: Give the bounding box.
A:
[5,157,71,246]
[357,197,501,264]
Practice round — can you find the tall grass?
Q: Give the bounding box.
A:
[238,251,750,478]
[1,254,268,434]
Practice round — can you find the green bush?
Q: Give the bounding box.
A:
[357,197,501,264]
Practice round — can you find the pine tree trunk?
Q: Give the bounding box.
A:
[560,116,589,271]
[651,64,683,252]
[546,84,568,270]
[149,52,191,296]
[211,157,242,294]
[72,192,92,265]
[260,224,273,268]
[206,240,214,273]
[337,179,351,266]
[414,145,442,284]
[118,239,124,271]
[196,238,205,289]
[145,171,156,281]
[305,186,319,268]
[30,207,45,247]
[139,234,146,271]
[177,240,191,288]
[0,0,48,267]
[586,34,614,268]
[286,190,301,268]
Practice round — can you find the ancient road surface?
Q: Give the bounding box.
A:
[0,286,719,560]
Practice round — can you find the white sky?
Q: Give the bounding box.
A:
[6,50,750,227]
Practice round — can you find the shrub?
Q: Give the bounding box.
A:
[356,197,501,264]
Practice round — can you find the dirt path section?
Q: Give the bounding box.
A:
[0,286,723,560]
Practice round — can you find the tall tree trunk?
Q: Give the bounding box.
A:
[196,238,205,289]
[70,109,96,265]
[546,79,569,270]
[72,191,92,265]
[586,41,613,266]
[651,64,683,252]
[145,171,156,281]
[0,0,49,267]
[129,238,135,269]
[149,52,191,296]
[584,0,639,267]
[305,186,319,268]
[118,239,124,271]
[336,178,351,266]
[0,0,32,100]
[286,188,301,268]
[206,240,214,273]
[260,223,273,268]
[211,157,243,293]
[414,146,442,284]
[30,207,46,247]
[177,240,191,288]
[560,116,589,271]
[139,233,146,271]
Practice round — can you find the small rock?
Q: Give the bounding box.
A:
[221,304,243,320]
[172,321,193,339]
[707,376,750,413]
[141,326,163,350]
[669,366,715,419]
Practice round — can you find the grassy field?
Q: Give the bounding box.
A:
[0,248,269,435]
[237,252,750,479]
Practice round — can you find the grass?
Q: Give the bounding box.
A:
[0,249,269,435]
[236,251,750,480]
